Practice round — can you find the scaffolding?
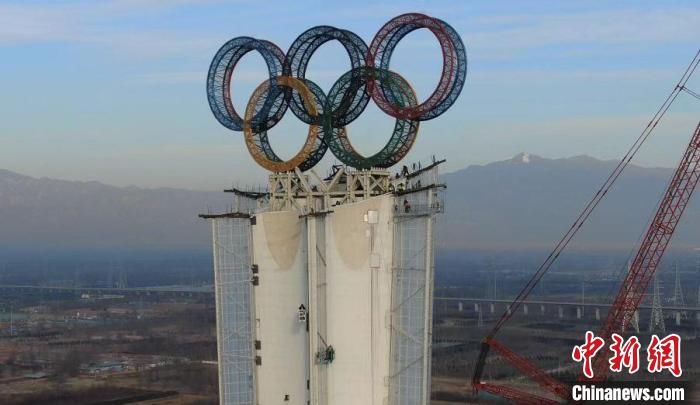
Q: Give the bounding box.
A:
[211,215,256,405]
[222,188,267,214]
[388,181,442,405]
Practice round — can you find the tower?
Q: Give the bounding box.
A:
[107,265,114,289]
[649,276,666,334]
[581,281,585,317]
[631,310,640,334]
[116,267,128,290]
[671,262,686,319]
[202,12,466,405]
[493,270,498,300]
[202,165,444,405]
[696,248,700,325]
[696,248,700,306]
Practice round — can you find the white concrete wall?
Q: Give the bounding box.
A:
[324,195,395,405]
[252,210,309,404]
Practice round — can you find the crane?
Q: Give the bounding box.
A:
[590,121,700,380]
[472,50,700,403]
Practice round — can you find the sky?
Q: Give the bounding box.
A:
[0,0,699,190]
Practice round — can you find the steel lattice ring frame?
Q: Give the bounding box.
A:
[244,76,324,172]
[367,13,467,121]
[325,67,419,169]
[207,37,288,132]
[285,26,370,127]
[206,14,468,172]
[282,78,338,169]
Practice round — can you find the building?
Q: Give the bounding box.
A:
[201,161,444,405]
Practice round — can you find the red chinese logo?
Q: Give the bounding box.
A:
[572,331,606,379]
[608,333,640,374]
[647,333,682,377]
[572,332,682,378]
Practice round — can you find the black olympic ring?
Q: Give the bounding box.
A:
[206,13,467,172]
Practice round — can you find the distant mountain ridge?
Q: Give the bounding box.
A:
[440,153,698,250]
[0,169,231,249]
[1,154,698,251]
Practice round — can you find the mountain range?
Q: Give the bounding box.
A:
[440,153,700,251]
[0,169,230,250]
[1,154,699,252]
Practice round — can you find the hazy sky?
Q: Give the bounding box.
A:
[0,0,699,190]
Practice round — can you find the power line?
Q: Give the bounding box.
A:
[490,49,700,335]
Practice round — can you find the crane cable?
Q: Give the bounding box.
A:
[474,49,700,384]
[682,85,700,101]
[490,49,700,334]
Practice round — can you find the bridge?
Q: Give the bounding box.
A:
[0,284,214,299]
[434,296,700,325]
[1,284,698,324]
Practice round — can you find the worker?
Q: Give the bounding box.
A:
[403,199,411,213]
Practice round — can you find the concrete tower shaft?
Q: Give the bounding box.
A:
[202,163,444,405]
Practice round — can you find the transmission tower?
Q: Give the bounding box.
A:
[477,304,484,328]
[493,270,498,300]
[696,248,700,307]
[631,310,640,334]
[116,267,128,289]
[671,262,687,319]
[649,276,666,334]
[107,264,114,288]
[581,281,585,317]
[9,304,14,336]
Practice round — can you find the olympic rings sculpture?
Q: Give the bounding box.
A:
[206,13,467,172]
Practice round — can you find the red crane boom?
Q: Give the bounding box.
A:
[589,121,700,381]
[473,123,700,403]
[472,50,700,404]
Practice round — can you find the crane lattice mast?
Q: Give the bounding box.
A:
[472,49,700,403]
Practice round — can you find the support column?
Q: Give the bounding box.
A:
[576,307,582,320]
[540,305,545,315]
[523,304,528,316]
[558,306,563,319]
[595,308,600,321]
[421,191,436,405]
[490,303,495,314]
[306,215,327,405]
